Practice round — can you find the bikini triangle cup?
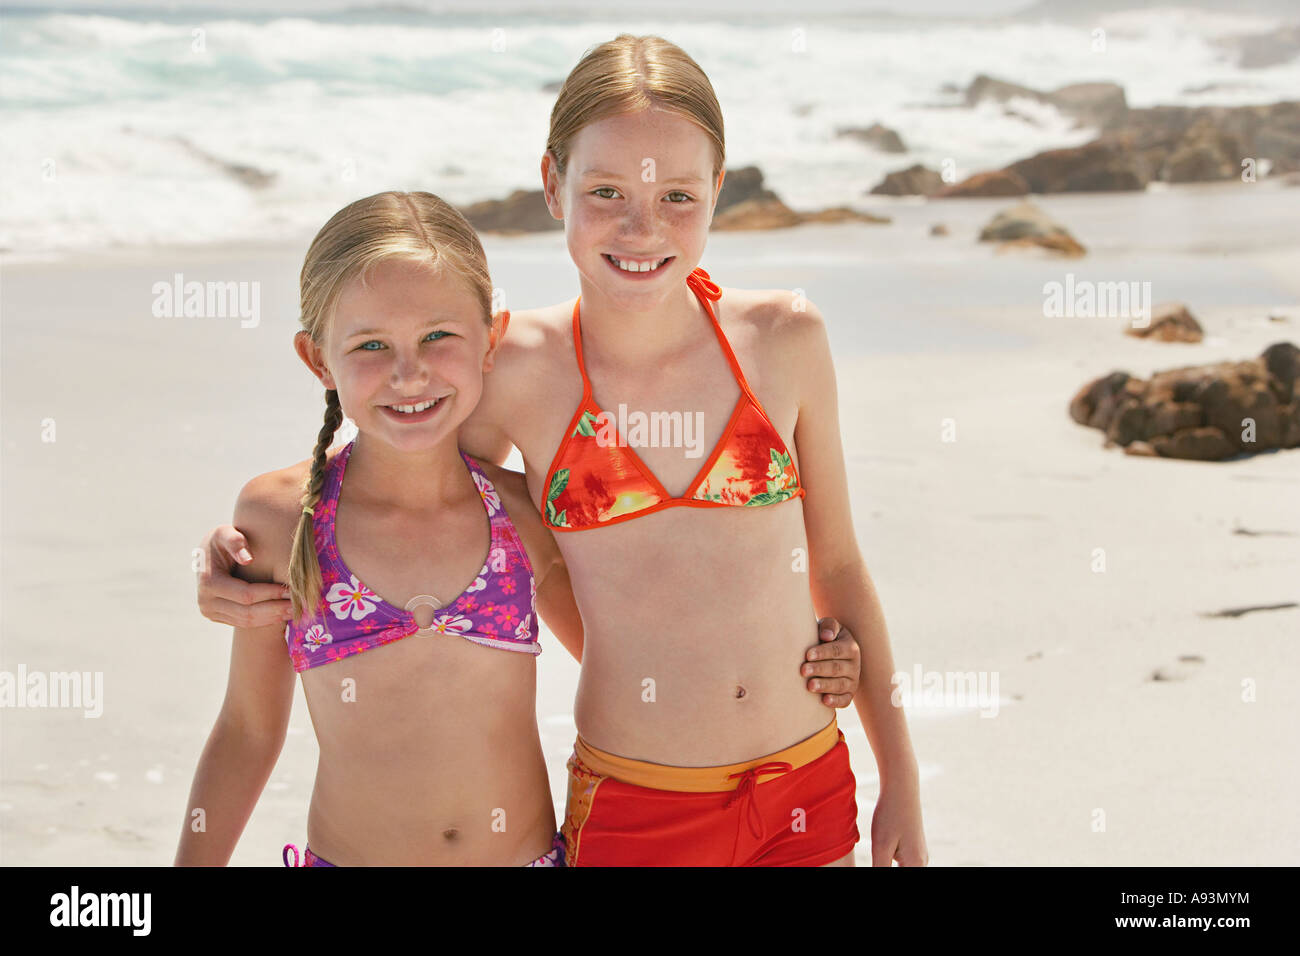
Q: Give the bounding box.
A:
[541,267,805,531]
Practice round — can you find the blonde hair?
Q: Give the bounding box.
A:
[547,34,725,181]
[287,190,492,625]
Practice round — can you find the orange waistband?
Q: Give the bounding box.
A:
[573,717,840,792]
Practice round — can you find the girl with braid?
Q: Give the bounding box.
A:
[176,191,571,866]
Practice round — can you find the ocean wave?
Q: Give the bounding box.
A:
[2,8,1297,253]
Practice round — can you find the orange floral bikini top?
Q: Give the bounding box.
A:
[540,267,805,531]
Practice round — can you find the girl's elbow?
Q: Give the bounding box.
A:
[810,552,868,588]
[211,711,290,761]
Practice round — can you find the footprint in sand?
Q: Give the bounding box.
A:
[1150,654,1205,682]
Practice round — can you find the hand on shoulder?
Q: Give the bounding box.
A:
[231,458,316,586]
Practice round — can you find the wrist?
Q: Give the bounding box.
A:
[876,751,920,790]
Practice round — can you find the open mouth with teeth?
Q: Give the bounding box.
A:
[604,254,673,275]
[381,396,445,420]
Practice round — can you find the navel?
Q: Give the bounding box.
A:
[441,827,459,841]
[734,685,747,700]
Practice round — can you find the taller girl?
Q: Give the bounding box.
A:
[458,34,927,866]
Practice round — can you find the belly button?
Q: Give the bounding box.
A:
[442,827,459,841]
[734,685,747,700]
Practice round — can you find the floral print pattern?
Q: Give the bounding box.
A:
[471,469,500,517]
[430,614,473,636]
[303,624,332,651]
[326,574,379,621]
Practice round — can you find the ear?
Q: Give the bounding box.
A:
[709,167,727,218]
[484,310,509,371]
[540,151,565,221]
[294,330,336,390]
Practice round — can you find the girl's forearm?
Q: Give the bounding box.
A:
[174,721,286,865]
[812,560,920,790]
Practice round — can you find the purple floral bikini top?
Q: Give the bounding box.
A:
[284,439,541,673]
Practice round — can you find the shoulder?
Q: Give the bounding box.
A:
[474,301,578,431]
[489,301,577,378]
[469,300,581,461]
[718,285,832,378]
[718,285,828,338]
[231,453,324,584]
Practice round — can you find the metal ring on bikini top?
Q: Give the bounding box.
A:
[403,594,444,636]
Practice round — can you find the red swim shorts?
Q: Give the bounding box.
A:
[561,718,860,866]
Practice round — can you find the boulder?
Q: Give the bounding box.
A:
[934,169,1030,198]
[969,99,1300,191]
[460,189,560,234]
[1124,302,1204,343]
[836,122,906,153]
[1163,117,1242,183]
[1004,139,1147,193]
[713,165,890,230]
[1069,342,1300,459]
[713,198,889,231]
[1105,102,1300,179]
[1048,82,1131,131]
[869,163,945,196]
[711,197,802,230]
[978,200,1071,241]
[964,74,1129,130]
[796,206,891,225]
[964,74,1043,108]
[716,166,780,215]
[979,200,1085,256]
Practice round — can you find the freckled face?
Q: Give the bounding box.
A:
[557,109,721,310]
[314,259,492,452]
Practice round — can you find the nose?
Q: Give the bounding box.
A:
[388,346,431,391]
[619,198,661,245]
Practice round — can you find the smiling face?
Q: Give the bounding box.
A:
[299,258,495,453]
[545,108,724,311]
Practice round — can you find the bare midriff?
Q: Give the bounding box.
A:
[298,636,554,866]
[537,483,832,766]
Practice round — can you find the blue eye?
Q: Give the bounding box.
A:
[355,330,450,352]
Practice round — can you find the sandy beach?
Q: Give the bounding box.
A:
[2,175,1296,865]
